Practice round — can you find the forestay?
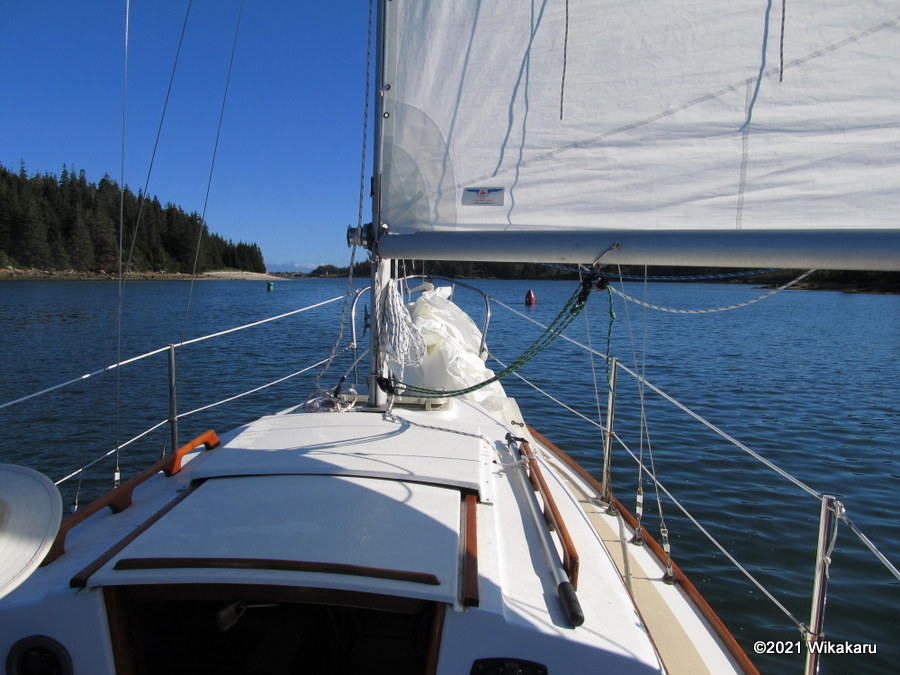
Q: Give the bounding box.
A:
[377,1,900,238]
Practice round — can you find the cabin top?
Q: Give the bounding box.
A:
[191,406,497,501]
[82,404,504,606]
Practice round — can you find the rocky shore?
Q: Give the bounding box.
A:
[0,267,282,282]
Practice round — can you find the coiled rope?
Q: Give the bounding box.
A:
[378,279,426,367]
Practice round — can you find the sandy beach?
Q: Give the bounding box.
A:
[200,270,283,281]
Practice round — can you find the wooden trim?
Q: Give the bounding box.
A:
[43,430,219,566]
[425,603,446,675]
[69,482,201,588]
[528,425,760,675]
[517,439,580,589]
[103,587,138,675]
[461,493,479,606]
[112,557,441,586]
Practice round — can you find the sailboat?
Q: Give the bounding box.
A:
[2,1,898,674]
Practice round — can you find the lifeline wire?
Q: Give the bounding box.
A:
[497,297,898,605]
[491,297,822,500]
[55,354,337,487]
[495,358,807,630]
[837,507,900,583]
[0,296,344,411]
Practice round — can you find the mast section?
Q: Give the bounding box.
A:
[366,0,395,408]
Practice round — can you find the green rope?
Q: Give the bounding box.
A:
[378,277,599,399]
[603,281,616,388]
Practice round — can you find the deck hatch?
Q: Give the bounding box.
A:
[87,474,463,604]
[191,413,493,500]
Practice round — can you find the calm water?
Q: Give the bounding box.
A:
[1,277,897,674]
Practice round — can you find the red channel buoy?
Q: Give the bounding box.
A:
[525,289,536,306]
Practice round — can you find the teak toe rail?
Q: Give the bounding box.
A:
[41,430,220,566]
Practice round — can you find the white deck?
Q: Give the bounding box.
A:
[87,474,463,604]
[193,410,494,500]
[0,395,755,673]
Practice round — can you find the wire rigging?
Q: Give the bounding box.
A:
[112,0,196,486]
[114,0,135,487]
[125,0,195,278]
[312,0,375,398]
[618,266,675,575]
[181,0,246,341]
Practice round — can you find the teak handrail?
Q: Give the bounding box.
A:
[42,430,220,565]
[112,557,440,586]
[462,493,479,606]
[528,425,760,675]
[518,439,580,589]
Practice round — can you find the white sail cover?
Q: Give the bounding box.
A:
[378,1,900,235]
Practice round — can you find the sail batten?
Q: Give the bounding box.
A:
[376,1,900,257]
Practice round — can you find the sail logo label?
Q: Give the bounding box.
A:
[462,187,504,206]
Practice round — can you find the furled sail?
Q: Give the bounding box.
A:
[374,1,900,269]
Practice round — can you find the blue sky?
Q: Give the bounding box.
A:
[1,1,372,272]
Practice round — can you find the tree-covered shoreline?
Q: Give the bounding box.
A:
[306,260,898,293]
[0,163,265,274]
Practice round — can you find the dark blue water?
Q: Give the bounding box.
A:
[1,277,897,674]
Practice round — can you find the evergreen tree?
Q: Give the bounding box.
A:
[0,163,267,274]
[67,208,95,271]
[90,209,119,273]
[18,199,53,268]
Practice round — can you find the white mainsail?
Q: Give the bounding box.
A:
[374,1,900,269]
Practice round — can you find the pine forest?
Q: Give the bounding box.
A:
[0,163,265,275]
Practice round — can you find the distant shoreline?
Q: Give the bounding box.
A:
[0,267,282,282]
[2,266,896,294]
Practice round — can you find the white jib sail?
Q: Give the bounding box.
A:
[374,1,900,268]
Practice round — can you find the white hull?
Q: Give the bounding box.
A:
[1,392,753,674]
